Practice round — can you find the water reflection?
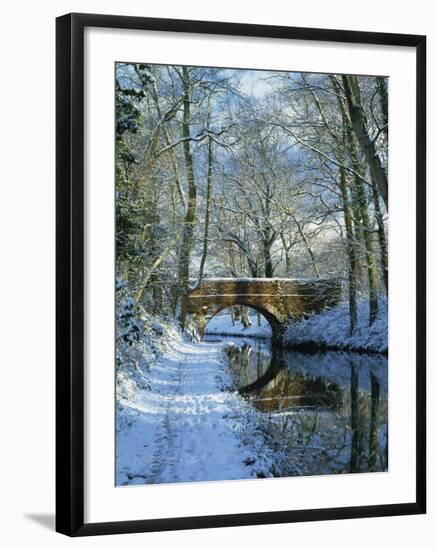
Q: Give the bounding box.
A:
[216,336,388,477]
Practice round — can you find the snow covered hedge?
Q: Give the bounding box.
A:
[115,280,182,402]
[283,297,388,354]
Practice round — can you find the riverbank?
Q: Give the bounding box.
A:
[283,298,388,354]
[203,298,388,354]
[116,317,277,485]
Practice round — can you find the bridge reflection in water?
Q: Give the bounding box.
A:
[206,335,388,477]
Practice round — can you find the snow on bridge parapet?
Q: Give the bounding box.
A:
[187,277,342,339]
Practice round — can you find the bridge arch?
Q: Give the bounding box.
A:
[187,277,341,343]
[202,303,280,340]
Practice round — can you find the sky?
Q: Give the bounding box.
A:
[225,68,278,98]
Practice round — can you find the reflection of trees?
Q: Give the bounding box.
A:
[225,342,271,387]
[368,372,381,471]
[242,344,251,372]
[247,369,342,413]
[350,361,360,472]
[350,364,384,473]
[257,349,264,378]
[225,343,388,476]
[349,364,387,475]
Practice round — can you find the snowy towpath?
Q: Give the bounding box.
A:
[116,338,272,485]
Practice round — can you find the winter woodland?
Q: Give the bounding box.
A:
[115,64,388,485]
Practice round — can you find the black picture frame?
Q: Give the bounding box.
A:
[56,12,426,537]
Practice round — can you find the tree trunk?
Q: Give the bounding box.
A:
[263,233,274,278]
[280,231,292,276]
[372,178,388,293]
[346,126,379,325]
[150,79,187,210]
[135,237,179,303]
[177,67,197,328]
[197,99,213,285]
[376,76,388,142]
[241,306,252,328]
[333,80,371,331]
[349,186,365,282]
[293,215,320,278]
[339,163,358,335]
[342,75,389,211]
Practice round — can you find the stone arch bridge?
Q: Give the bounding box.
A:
[187,277,342,342]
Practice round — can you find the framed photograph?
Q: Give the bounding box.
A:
[56,13,426,536]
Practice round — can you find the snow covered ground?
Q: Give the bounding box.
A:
[115,295,388,485]
[204,311,272,339]
[116,328,275,485]
[283,297,388,354]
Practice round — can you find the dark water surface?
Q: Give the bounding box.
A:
[205,335,388,477]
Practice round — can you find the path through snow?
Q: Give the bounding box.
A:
[116,338,272,485]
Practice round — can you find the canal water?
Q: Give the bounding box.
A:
[205,335,388,477]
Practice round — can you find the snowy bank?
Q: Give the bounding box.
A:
[205,312,272,339]
[116,315,277,485]
[283,297,388,354]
